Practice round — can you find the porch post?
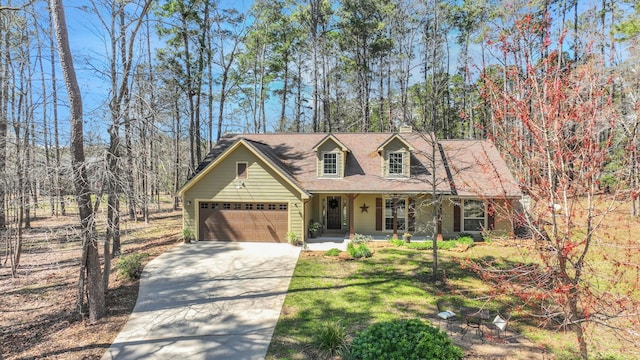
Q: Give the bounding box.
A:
[348,194,355,239]
[437,195,443,241]
[392,195,398,239]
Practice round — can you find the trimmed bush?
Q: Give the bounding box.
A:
[404,238,474,251]
[456,236,474,246]
[407,241,434,250]
[388,238,406,247]
[115,253,148,280]
[347,242,373,259]
[324,248,341,256]
[312,320,348,357]
[348,318,463,360]
[456,236,475,246]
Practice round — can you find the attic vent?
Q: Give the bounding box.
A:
[399,125,412,133]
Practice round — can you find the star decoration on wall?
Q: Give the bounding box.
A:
[360,203,369,213]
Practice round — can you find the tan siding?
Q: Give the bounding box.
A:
[289,200,304,239]
[441,200,455,239]
[404,150,410,177]
[412,194,435,236]
[493,199,515,237]
[381,138,410,178]
[304,200,313,239]
[183,145,304,240]
[353,194,378,234]
[317,140,344,178]
[385,138,406,152]
[440,197,516,239]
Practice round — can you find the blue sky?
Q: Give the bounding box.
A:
[58,0,254,142]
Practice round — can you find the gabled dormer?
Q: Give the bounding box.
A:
[313,134,350,178]
[377,134,413,178]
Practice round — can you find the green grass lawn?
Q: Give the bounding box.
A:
[267,239,637,360]
[267,246,438,359]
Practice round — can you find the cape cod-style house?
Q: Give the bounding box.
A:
[179,130,522,242]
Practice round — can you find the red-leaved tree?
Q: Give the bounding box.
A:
[473,12,640,359]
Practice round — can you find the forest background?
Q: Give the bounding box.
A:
[3,0,640,359]
[2,0,640,221]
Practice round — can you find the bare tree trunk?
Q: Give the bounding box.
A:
[48,10,64,216]
[12,52,26,268]
[34,11,55,217]
[310,0,320,132]
[50,0,105,322]
[173,88,181,211]
[294,52,302,132]
[278,51,290,132]
[0,19,8,229]
[24,81,32,230]
[125,104,136,221]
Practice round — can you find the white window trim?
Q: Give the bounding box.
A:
[462,199,486,233]
[388,151,404,176]
[383,197,407,232]
[236,161,248,179]
[322,152,339,176]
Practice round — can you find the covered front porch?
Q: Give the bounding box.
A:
[304,193,443,242]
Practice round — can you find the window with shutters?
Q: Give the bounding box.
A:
[384,198,406,231]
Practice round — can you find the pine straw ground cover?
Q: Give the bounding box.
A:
[0,203,181,360]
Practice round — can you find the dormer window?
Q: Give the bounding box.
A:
[313,134,350,179]
[377,134,413,178]
[388,152,404,175]
[323,152,338,176]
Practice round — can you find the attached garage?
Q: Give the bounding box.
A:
[198,202,289,242]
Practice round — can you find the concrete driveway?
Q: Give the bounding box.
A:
[102,242,300,360]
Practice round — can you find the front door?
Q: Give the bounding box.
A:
[326,196,342,230]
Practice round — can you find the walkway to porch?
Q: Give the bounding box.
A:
[304,231,407,251]
[304,231,350,251]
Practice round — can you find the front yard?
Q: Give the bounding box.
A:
[267,238,637,359]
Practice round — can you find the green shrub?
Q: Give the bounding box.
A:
[348,318,463,360]
[406,241,433,250]
[182,228,194,243]
[456,236,474,246]
[287,231,302,246]
[347,242,372,259]
[115,253,148,280]
[324,248,341,256]
[312,320,348,357]
[351,233,373,244]
[405,239,471,250]
[388,238,405,247]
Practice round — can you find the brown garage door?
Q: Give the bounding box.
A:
[198,202,289,242]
